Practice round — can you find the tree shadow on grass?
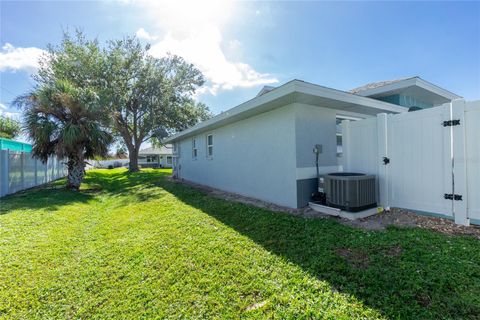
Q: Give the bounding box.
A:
[82,169,170,204]
[0,169,169,214]
[160,179,480,319]
[0,185,95,214]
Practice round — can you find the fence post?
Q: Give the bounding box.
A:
[34,157,38,186]
[0,150,8,196]
[376,113,389,209]
[21,152,25,190]
[341,120,351,171]
[452,99,469,226]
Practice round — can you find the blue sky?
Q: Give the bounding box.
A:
[1,0,479,121]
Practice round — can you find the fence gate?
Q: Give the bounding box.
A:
[385,104,454,217]
[343,99,475,225]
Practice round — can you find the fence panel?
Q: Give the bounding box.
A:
[343,100,480,225]
[342,117,378,175]
[465,101,480,222]
[387,104,453,217]
[24,154,37,189]
[0,150,7,197]
[46,157,54,182]
[37,160,47,185]
[0,150,67,197]
[8,152,24,194]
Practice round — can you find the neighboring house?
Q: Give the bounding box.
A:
[0,138,32,152]
[164,77,460,209]
[138,145,173,168]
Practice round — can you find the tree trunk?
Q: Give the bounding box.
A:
[128,145,140,172]
[66,156,85,190]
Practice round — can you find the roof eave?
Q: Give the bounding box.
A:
[163,80,406,143]
[414,78,462,100]
[355,77,461,100]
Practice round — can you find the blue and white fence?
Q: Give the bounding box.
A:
[0,150,67,197]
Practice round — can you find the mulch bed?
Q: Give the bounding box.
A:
[342,208,480,239]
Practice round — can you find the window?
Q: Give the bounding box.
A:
[192,138,198,159]
[206,134,213,158]
[167,156,173,165]
[173,142,180,157]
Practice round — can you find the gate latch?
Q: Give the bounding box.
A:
[442,119,460,127]
[382,157,390,165]
[444,193,463,201]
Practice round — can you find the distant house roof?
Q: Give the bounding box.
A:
[349,76,461,104]
[349,77,416,94]
[256,85,276,97]
[139,145,172,155]
[0,138,32,152]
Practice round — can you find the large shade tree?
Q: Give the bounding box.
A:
[102,38,211,171]
[15,32,112,190]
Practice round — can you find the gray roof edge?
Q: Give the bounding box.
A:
[163,79,406,143]
[351,76,462,100]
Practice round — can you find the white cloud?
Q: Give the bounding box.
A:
[135,28,157,41]
[148,25,277,95]
[123,1,278,95]
[0,103,6,110]
[0,43,46,73]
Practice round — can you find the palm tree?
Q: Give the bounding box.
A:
[16,80,112,190]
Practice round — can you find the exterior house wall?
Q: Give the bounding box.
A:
[176,104,298,208]
[174,102,363,209]
[174,102,377,209]
[293,103,339,207]
[138,154,173,168]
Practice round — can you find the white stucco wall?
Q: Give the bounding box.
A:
[294,104,339,176]
[173,102,377,208]
[292,104,341,206]
[176,104,298,207]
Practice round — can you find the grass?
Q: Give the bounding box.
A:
[0,168,479,319]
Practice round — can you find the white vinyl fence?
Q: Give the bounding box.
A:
[342,99,480,226]
[0,150,67,197]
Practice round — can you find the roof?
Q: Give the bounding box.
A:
[349,77,416,94]
[138,145,172,155]
[349,76,461,103]
[256,85,276,97]
[163,79,407,143]
[0,138,32,152]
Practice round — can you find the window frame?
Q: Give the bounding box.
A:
[206,133,213,159]
[192,138,198,160]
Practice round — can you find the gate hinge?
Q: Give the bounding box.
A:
[442,119,460,127]
[444,193,463,201]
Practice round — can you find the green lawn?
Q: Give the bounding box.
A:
[0,169,479,319]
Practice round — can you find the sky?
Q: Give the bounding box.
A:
[1,0,479,124]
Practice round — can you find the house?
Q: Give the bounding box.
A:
[163,77,460,209]
[0,138,32,152]
[138,145,173,168]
